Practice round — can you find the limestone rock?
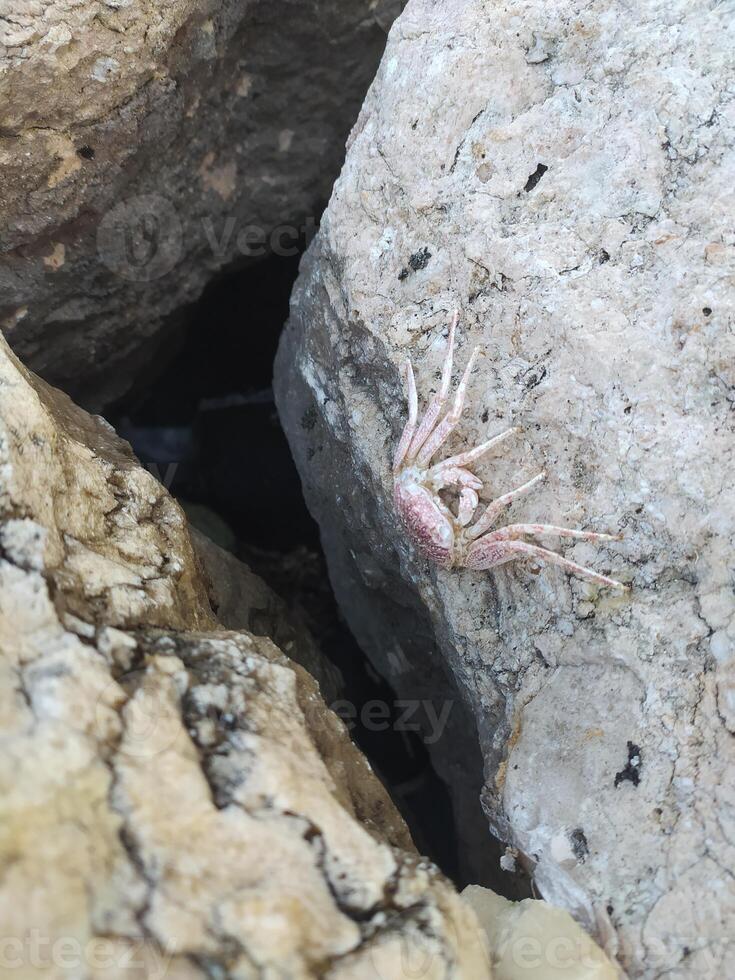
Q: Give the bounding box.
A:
[0,334,490,978]
[274,1,735,976]
[190,527,344,704]
[463,886,619,980]
[0,0,405,407]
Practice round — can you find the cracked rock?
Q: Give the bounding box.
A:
[274,1,735,976]
[0,333,494,977]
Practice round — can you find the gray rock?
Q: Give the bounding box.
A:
[274,1,735,976]
[0,0,405,408]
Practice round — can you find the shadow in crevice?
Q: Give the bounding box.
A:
[107,253,488,886]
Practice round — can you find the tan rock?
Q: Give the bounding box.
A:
[0,333,490,977]
[463,886,620,980]
[190,527,343,704]
[0,0,407,407]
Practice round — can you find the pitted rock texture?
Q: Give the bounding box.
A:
[0,0,405,408]
[190,527,344,705]
[274,1,735,976]
[0,334,491,978]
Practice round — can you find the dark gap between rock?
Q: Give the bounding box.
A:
[107,253,528,896]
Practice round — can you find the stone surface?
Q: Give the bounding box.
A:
[0,333,492,978]
[463,886,618,980]
[274,1,735,977]
[190,526,344,705]
[0,0,405,407]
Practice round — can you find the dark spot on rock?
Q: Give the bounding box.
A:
[523,365,547,390]
[77,145,95,160]
[409,247,432,271]
[481,409,489,424]
[614,741,642,788]
[301,406,317,431]
[606,904,614,916]
[624,404,632,414]
[524,163,548,192]
[570,827,589,861]
[398,246,431,279]
[599,249,610,264]
[303,824,320,843]
[702,307,712,316]
[398,247,432,281]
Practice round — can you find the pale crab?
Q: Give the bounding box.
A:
[392,311,626,589]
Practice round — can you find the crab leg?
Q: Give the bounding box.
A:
[467,472,546,540]
[457,488,480,526]
[416,345,483,466]
[406,310,459,461]
[483,523,622,544]
[429,426,518,474]
[393,359,418,473]
[431,467,483,493]
[465,539,627,589]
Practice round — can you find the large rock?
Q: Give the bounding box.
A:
[274,1,735,976]
[0,0,404,407]
[0,334,495,977]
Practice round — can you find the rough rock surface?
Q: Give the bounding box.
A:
[190,527,344,705]
[0,0,405,407]
[274,1,735,976]
[0,334,492,978]
[464,886,618,980]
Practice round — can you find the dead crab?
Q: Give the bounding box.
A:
[393,311,626,589]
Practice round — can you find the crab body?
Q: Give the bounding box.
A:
[393,469,456,567]
[392,311,626,591]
